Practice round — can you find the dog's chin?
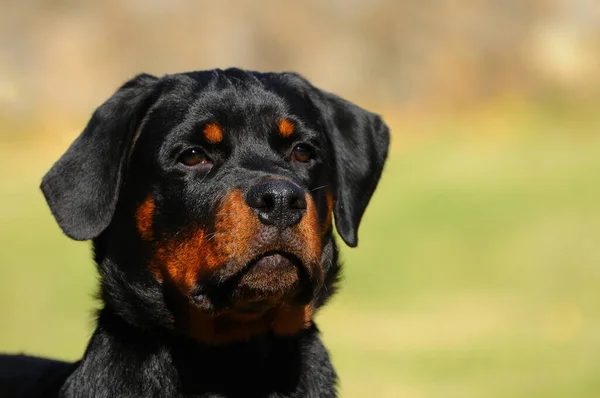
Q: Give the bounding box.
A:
[229,252,302,314]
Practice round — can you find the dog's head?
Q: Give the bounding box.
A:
[41,69,389,343]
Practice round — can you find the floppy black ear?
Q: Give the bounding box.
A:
[41,73,159,240]
[316,91,390,247]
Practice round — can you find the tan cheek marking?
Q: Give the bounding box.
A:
[152,189,259,294]
[323,190,334,236]
[136,195,155,240]
[297,195,322,262]
[278,119,294,138]
[203,123,223,144]
[212,190,259,261]
[155,229,225,291]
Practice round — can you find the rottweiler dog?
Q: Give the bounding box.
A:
[0,69,389,397]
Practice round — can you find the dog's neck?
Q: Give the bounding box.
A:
[60,307,337,397]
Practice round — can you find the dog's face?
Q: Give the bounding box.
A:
[41,69,389,343]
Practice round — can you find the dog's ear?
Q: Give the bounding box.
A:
[313,90,390,247]
[41,73,159,241]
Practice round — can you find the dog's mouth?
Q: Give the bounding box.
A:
[235,252,301,297]
[191,251,313,314]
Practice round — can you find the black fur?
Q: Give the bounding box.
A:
[1,69,389,397]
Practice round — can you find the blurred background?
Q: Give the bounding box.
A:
[1,1,600,397]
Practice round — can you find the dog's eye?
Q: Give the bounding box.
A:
[179,148,212,167]
[291,145,312,163]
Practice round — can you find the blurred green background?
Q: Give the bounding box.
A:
[1,1,600,397]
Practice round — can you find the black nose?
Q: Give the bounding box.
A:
[246,181,307,228]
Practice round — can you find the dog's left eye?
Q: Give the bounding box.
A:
[179,148,212,167]
[290,145,313,163]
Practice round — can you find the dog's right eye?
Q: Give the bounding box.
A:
[178,148,213,167]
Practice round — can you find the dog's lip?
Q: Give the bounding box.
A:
[228,251,302,313]
[247,251,300,270]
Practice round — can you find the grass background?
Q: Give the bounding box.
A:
[1,106,599,397]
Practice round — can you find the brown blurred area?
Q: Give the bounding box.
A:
[1,0,599,139]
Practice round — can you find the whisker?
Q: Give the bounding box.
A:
[310,184,329,192]
[205,232,223,242]
[204,232,218,239]
[172,226,187,239]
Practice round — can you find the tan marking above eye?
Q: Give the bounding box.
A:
[203,123,223,144]
[278,119,295,138]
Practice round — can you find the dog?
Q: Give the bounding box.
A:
[0,69,389,397]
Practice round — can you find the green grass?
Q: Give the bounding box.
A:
[2,120,600,397]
